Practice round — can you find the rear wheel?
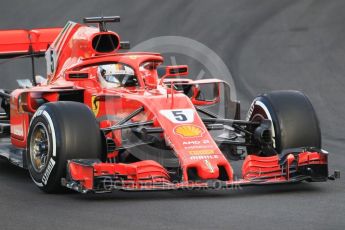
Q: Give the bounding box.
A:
[27,101,103,193]
[246,90,321,155]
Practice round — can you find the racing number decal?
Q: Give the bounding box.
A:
[172,111,188,121]
[46,48,57,75]
[160,109,194,123]
[50,50,55,73]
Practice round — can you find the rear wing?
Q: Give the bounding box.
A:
[0,28,62,85]
[0,28,62,58]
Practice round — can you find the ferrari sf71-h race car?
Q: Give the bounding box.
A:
[0,16,338,193]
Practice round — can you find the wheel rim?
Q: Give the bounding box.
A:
[248,101,276,148]
[29,122,50,173]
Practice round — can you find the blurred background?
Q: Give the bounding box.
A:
[0,1,344,229]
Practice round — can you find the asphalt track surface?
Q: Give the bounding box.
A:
[0,1,344,230]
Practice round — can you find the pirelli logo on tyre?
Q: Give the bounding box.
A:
[42,158,56,185]
[174,124,205,138]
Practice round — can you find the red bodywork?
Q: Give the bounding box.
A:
[66,150,327,192]
[0,19,329,193]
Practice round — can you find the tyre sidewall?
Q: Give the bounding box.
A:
[27,105,64,192]
[247,91,321,154]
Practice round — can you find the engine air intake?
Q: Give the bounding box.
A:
[92,32,119,53]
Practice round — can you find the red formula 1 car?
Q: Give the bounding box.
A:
[0,16,337,193]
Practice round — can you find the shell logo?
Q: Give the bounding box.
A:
[174,125,204,138]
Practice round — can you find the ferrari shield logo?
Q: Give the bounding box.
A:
[91,95,99,116]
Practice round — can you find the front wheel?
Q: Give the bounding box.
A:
[27,101,103,193]
[246,90,321,155]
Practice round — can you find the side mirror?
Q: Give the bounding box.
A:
[164,65,188,77]
[65,71,89,81]
[191,83,220,106]
[159,65,188,85]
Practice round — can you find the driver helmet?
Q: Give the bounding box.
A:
[97,64,134,88]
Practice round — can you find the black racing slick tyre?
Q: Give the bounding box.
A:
[26,101,103,193]
[246,90,321,155]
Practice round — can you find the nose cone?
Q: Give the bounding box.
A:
[196,160,220,180]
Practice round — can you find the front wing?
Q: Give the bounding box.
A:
[61,150,330,193]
